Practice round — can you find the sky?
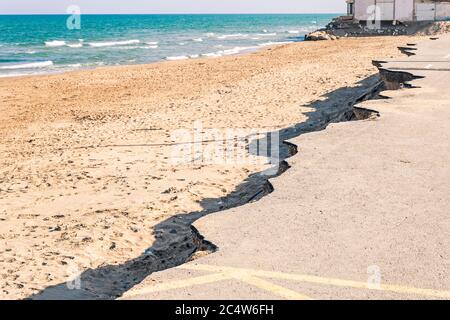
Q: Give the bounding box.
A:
[0,0,345,14]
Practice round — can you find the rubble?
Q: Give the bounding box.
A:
[305,16,450,41]
[414,21,450,35]
[304,31,338,41]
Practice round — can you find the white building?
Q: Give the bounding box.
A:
[346,0,450,21]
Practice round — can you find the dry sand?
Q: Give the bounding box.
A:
[0,36,422,299]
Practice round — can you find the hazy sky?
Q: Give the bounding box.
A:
[0,0,345,14]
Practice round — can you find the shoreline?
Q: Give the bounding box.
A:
[0,35,423,299]
[1,13,333,80]
[0,40,296,80]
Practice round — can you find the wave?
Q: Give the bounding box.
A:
[45,40,66,47]
[67,43,83,48]
[141,45,158,49]
[0,61,54,70]
[166,45,259,62]
[258,41,293,47]
[66,63,82,68]
[88,39,140,47]
[201,52,222,58]
[145,41,159,45]
[192,38,203,42]
[165,56,189,61]
[0,73,28,78]
[287,30,300,34]
[45,40,84,48]
[256,33,277,37]
[217,33,248,40]
[221,46,258,55]
[201,46,258,59]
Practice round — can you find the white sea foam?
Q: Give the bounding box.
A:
[0,61,54,70]
[142,45,158,49]
[204,33,215,37]
[88,39,140,47]
[287,30,300,34]
[0,73,27,78]
[67,43,83,48]
[45,40,66,47]
[45,40,85,48]
[200,46,258,59]
[26,51,37,54]
[256,33,277,37]
[0,71,51,78]
[201,52,222,58]
[145,41,159,45]
[192,38,203,42]
[217,33,248,40]
[258,41,293,47]
[67,63,82,68]
[166,56,189,61]
[189,54,200,59]
[222,46,258,55]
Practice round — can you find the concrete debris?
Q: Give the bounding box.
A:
[305,17,450,41]
[304,31,338,41]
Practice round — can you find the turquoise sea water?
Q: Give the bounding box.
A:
[0,14,339,77]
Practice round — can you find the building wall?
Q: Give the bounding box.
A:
[354,0,376,20]
[415,1,437,21]
[436,2,450,20]
[378,0,395,20]
[353,0,450,21]
[395,0,415,21]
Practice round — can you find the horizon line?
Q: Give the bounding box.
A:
[0,12,342,16]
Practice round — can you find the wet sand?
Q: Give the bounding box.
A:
[0,36,421,299]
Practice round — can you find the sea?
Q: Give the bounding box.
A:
[0,14,339,77]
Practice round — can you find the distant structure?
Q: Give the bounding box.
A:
[346,0,450,22]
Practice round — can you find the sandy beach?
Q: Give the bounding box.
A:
[0,36,422,299]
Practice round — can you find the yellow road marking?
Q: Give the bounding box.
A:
[178,264,450,299]
[123,272,232,298]
[237,275,313,300]
[123,263,450,299]
[123,267,312,300]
